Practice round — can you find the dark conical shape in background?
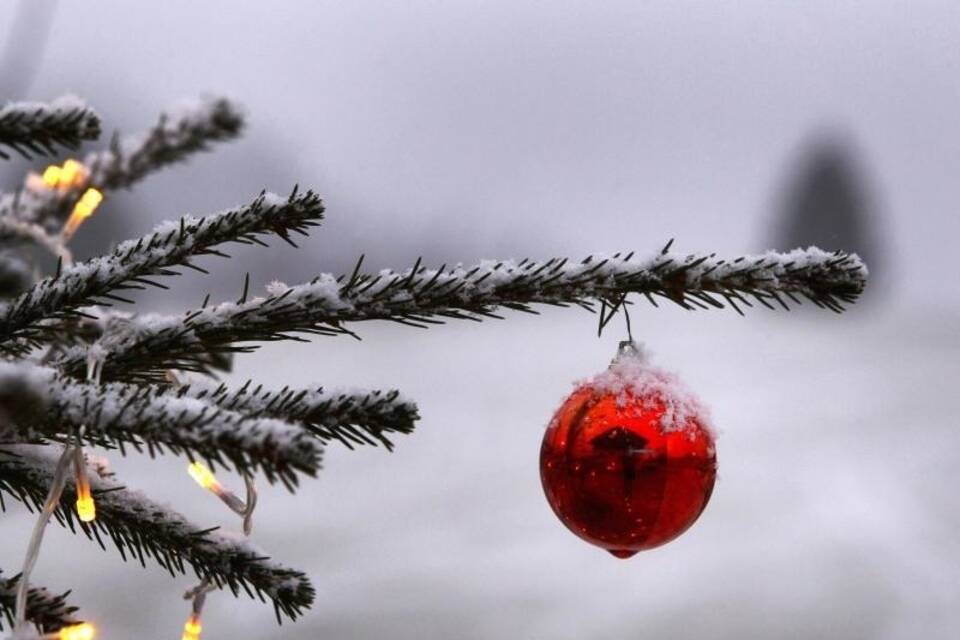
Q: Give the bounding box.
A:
[771,134,885,294]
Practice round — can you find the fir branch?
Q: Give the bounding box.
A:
[0,445,314,622]
[0,215,73,265]
[0,96,101,160]
[0,569,79,634]
[181,379,419,451]
[85,96,243,191]
[0,362,320,488]
[0,189,324,353]
[58,247,867,381]
[49,308,235,376]
[1,96,243,229]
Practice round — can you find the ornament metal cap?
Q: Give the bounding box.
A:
[611,340,647,366]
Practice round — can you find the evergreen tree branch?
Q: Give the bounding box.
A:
[0,569,80,634]
[0,445,315,622]
[0,215,73,264]
[0,189,324,353]
[57,247,867,381]
[26,308,234,376]
[0,362,320,488]
[181,378,420,451]
[0,96,101,160]
[85,96,243,191]
[0,96,244,230]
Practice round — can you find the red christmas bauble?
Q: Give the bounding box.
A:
[540,342,717,558]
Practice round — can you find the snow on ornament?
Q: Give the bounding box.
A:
[540,341,717,558]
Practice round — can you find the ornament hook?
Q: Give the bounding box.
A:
[612,339,646,366]
[597,293,634,342]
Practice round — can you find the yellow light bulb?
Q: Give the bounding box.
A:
[42,164,62,188]
[188,462,222,493]
[181,613,202,640]
[59,622,96,640]
[75,476,96,523]
[60,159,85,187]
[76,495,96,522]
[62,187,104,240]
[80,187,103,208]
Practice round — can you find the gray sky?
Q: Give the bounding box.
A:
[3,0,958,303]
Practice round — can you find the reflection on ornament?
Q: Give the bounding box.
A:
[540,341,717,558]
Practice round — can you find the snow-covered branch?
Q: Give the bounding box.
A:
[0,569,79,634]
[0,362,320,487]
[57,247,867,380]
[0,96,101,160]
[0,189,324,353]
[1,96,243,230]
[0,216,72,264]
[182,379,420,451]
[0,446,314,622]
[85,96,243,191]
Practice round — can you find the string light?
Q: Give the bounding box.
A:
[181,579,214,640]
[24,158,105,243]
[180,613,202,640]
[38,159,88,191]
[61,188,104,241]
[58,160,86,189]
[55,623,96,640]
[71,434,96,523]
[186,462,252,520]
[74,477,96,523]
[9,358,103,639]
[180,464,257,638]
[187,462,222,494]
[77,487,97,522]
[34,620,97,639]
[41,165,62,188]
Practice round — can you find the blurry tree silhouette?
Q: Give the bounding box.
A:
[771,133,886,298]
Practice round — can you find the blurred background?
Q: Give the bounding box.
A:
[1,1,958,638]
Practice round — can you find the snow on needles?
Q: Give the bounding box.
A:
[50,247,866,381]
[0,361,321,483]
[0,95,92,121]
[85,96,244,189]
[0,445,314,616]
[0,94,101,141]
[0,566,78,632]
[0,95,241,230]
[181,376,420,450]
[218,246,868,323]
[0,189,323,345]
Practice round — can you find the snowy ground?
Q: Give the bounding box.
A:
[2,299,956,640]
